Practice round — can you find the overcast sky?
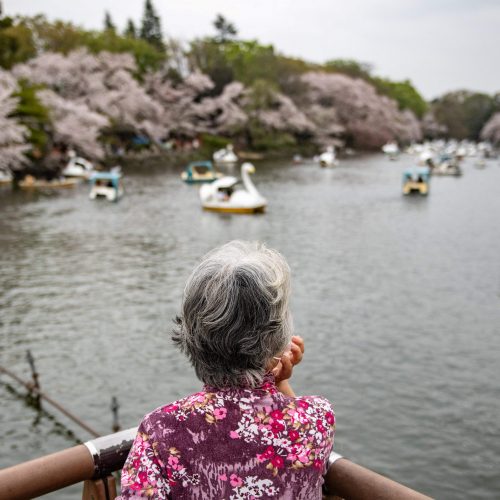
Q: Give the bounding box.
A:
[5,0,500,99]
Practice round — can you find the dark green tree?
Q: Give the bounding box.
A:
[104,11,116,32]
[431,91,497,140]
[462,93,496,139]
[213,14,237,43]
[324,59,373,80]
[124,19,136,38]
[372,78,428,118]
[139,0,164,50]
[0,17,37,68]
[11,80,51,155]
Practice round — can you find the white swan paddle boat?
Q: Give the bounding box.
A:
[213,144,238,164]
[62,151,95,179]
[0,168,13,186]
[199,163,267,214]
[317,146,338,167]
[382,141,400,160]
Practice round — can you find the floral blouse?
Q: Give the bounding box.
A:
[118,374,335,499]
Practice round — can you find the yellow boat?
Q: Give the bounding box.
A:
[18,175,79,190]
[402,167,430,195]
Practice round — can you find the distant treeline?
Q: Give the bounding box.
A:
[0,0,499,172]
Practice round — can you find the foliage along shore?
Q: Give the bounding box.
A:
[1,1,500,175]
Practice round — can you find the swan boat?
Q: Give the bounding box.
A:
[431,155,462,176]
[181,161,223,184]
[213,144,238,164]
[0,169,13,185]
[317,146,338,167]
[199,163,267,214]
[382,141,400,160]
[62,151,95,179]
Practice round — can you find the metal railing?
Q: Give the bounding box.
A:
[0,427,432,500]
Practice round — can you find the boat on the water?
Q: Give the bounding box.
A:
[199,163,266,213]
[431,155,462,176]
[89,171,123,201]
[402,166,430,195]
[181,161,223,184]
[18,175,78,190]
[382,141,400,160]
[238,151,264,160]
[213,144,238,164]
[62,151,95,179]
[317,146,338,167]
[0,168,13,186]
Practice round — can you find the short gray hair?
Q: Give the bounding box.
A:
[173,240,293,388]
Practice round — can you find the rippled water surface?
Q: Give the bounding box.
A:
[1,154,499,499]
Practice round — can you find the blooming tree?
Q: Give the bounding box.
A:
[300,72,422,148]
[38,89,109,159]
[145,70,215,137]
[0,70,29,171]
[245,91,315,136]
[480,112,500,144]
[14,49,167,146]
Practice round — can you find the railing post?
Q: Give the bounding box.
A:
[82,476,117,500]
[26,349,41,408]
[111,396,120,433]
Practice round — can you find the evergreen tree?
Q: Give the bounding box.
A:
[104,11,116,32]
[213,14,237,43]
[124,19,136,39]
[140,0,164,50]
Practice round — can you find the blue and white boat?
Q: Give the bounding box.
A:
[402,166,430,195]
[181,161,223,184]
[89,171,123,201]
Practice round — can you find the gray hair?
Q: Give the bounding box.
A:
[173,240,293,388]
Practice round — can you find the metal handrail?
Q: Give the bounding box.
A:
[0,365,100,438]
[0,428,432,500]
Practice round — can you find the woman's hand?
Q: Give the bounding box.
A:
[272,336,305,388]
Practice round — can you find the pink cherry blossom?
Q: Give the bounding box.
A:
[481,112,500,144]
[0,69,29,171]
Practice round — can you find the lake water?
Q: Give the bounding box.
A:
[1,154,499,499]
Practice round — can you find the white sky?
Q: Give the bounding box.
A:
[5,0,500,99]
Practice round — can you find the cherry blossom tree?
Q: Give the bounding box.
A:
[245,91,314,136]
[14,49,166,145]
[0,69,28,171]
[300,72,422,148]
[480,112,500,144]
[145,70,215,136]
[37,89,109,158]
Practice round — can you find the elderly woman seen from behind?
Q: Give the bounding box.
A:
[118,241,335,499]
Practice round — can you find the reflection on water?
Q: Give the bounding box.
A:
[1,154,499,499]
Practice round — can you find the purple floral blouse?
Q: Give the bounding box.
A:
[118,374,335,499]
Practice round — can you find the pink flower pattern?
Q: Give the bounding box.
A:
[118,374,334,499]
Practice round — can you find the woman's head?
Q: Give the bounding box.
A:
[173,240,293,388]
